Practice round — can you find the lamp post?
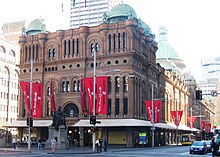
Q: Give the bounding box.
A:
[28,57,33,151]
[92,44,97,152]
[151,84,155,147]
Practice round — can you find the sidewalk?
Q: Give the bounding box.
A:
[0,144,179,154]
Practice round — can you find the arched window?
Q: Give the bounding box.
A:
[115,76,120,92]
[123,32,126,48]
[123,76,128,92]
[62,81,66,92]
[63,103,79,117]
[108,34,111,52]
[52,49,56,57]
[48,49,52,58]
[118,33,121,50]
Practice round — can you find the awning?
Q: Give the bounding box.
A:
[155,123,176,129]
[4,119,52,128]
[167,122,199,131]
[72,119,152,127]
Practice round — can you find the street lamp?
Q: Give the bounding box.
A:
[151,84,155,148]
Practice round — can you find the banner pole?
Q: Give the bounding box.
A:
[28,57,33,151]
[151,84,155,148]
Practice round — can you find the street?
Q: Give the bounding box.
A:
[0,146,214,157]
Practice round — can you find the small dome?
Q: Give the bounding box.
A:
[139,20,152,35]
[26,18,46,36]
[107,4,137,23]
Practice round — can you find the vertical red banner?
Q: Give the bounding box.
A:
[145,100,162,123]
[83,77,94,114]
[80,79,88,115]
[201,120,205,130]
[171,110,183,126]
[50,81,56,113]
[205,123,211,133]
[145,100,153,122]
[32,83,43,118]
[20,82,31,116]
[154,100,162,123]
[20,82,43,118]
[96,76,108,114]
[187,116,197,129]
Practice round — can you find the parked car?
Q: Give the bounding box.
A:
[189,141,208,154]
[202,140,212,153]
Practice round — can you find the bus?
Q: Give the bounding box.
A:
[180,134,195,146]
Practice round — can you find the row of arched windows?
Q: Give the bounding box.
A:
[63,38,79,58]
[108,32,126,52]
[46,76,129,94]
[24,45,39,62]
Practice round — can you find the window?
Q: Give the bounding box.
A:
[123,32,126,48]
[107,99,111,116]
[52,49,56,57]
[123,76,128,92]
[115,98,119,116]
[123,98,128,116]
[49,49,52,58]
[115,77,120,92]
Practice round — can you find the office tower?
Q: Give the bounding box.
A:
[70,0,122,28]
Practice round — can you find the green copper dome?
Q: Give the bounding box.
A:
[107,4,137,23]
[26,18,46,36]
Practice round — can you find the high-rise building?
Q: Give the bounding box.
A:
[70,0,122,28]
[201,57,220,80]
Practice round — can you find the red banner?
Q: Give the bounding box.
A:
[50,81,56,113]
[20,82,43,118]
[171,110,183,126]
[32,83,43,118]
[145,100,162,123]
[201,120,205,130]
[83,77,94,114]
[20,82,31,115]
[145,100,153,122]
[83,76,108,115]
[80,79,88,116]
[187,116,197,129]
[205,123,211,133]
[96,76,108,114]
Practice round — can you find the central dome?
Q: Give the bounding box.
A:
[107,4,137,23]
[26,18,47,36]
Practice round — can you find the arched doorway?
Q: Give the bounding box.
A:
[63,103,79,146]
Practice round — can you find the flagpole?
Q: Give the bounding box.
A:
[28,57,33,151]
[176,100,178,146]
[151,84,155,148]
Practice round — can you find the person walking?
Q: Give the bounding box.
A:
[99,138,103,152]
[12,137,16,149]
[50,137,56,153]
[38,137,42,149]
[95,138,100,152]
[211,138,219,157]
[104,138,107,152]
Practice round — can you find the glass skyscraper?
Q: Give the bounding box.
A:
[70,0,122,28]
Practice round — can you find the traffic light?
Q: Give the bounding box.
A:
[27,117,33,127]
[90,115,96,124]
[196,90,202,100]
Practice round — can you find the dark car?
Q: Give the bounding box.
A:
[189,141,208,154]
[202,140,211,153]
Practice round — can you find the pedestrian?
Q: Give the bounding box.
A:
[211,137,219,157]
[95,138,100,152]
[38,137,42,149]
[12,137,16,149]
[50,137,56,153]
[99,138,103,152]
[17,139,21,147]
[104,138,107,152]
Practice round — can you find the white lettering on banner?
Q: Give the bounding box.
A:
[33,92,37,116]
[98,87,102,112]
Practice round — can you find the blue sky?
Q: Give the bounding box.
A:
[1,0,220,80]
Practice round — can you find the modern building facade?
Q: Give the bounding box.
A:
[201,57,220,80]
[70,0,122,28]
[0,37,20,135]
[8,4,196,147]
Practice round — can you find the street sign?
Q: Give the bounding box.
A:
[211,90,218,97]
